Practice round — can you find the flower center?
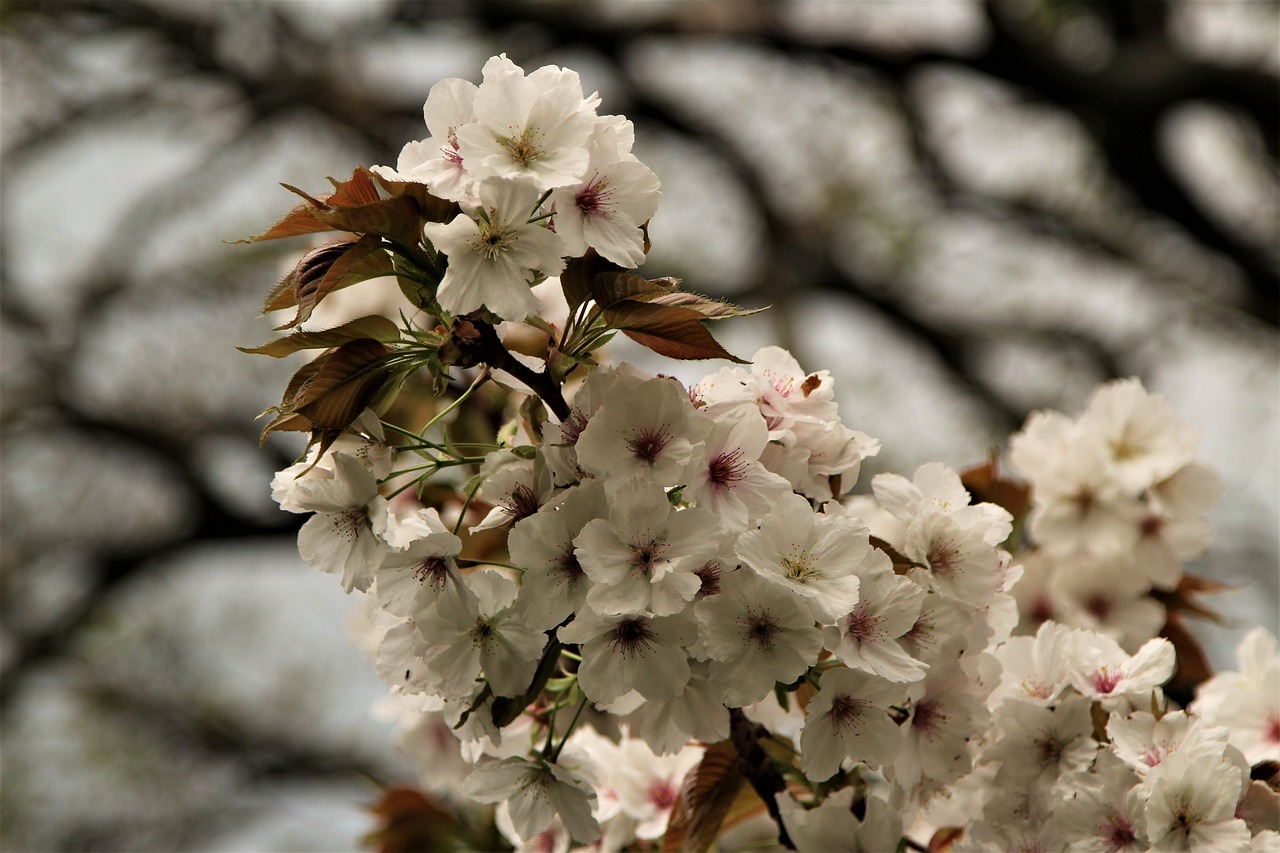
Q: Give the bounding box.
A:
[502,483,541,522]
[781,549,818,581]
[1034,732,1064,766]
[708,448,749,488]
[332,508,367,542]
[500,127,543,167]
[695,560,721,596]
[557,547,585,582]
[575,175,612,216]
[473,223,512,261]
[828,694,867,731]
[845,604,883,643]
[647,779,679,811]
[470,619,494,646]
[413,556,449,591]
[912,699,947,739]
[559,408,589,445]
[1089,666,1123,695]
[608,618,656,657]
[740,608,779,649]
[1102,814,1136,848]
[1084,593,1112,620]
[926,539,960,577]
[627,426,672,465]
[631,538,665,575]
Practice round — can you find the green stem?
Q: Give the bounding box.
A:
[452,478,484,536]
[547,694,589,763]
[420,368,490,437]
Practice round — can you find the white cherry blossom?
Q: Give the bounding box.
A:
[798,666,905,780]
[423,176,565,320]
[736,491,865,623]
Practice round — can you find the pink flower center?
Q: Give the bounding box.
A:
[845,605,884,643]
[912,699,947,739]
[627,426,672,465]
[1029,596,1055,625]
[1085,593,1113,620]
[926,539,961,577]
[1089,667,1123,695]
[648,779,679,811]
[560,408,589,445]
[1266,713,1280,744]
[575,175,612,217]
[631,538,665,575]
[1102,814,1136,850]
[708,448,749,487]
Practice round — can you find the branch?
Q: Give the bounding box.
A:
[728,708,795,850]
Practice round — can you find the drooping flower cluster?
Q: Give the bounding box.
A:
[249,55,1278,853]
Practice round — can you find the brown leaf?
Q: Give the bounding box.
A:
[559,250,620,312]
[1160,612,1214,697]
[283,236,396,328]
[240,315,401,358]
[263,241,354,314]
[241,198,336,242]
[292,339,394,430]
[326,169,382,207]
[368,169,459,224]
[662,742,755,853]
[591,271,677,306]
[364,785,457,853]
[1151,572,1234,624]
[633,290,763,320]
[604,300,748,363]
[870,535,923,574]
[928,826,965,852]
[314,195,421,250]
[259,358,326,443]
[959,451,1031,522]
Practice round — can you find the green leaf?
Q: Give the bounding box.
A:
[604,300,748,363]
[240,315,401,358]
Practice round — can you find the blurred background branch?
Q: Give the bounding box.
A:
[2,0,1275,849]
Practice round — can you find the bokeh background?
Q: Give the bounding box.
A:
[2,0,1276,849]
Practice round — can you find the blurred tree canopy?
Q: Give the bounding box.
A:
[1,0,1276,849]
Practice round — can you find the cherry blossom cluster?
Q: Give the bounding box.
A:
[1008,379,1223,650]
[273,359,1278,852]
[250,54,1279,853]
[373,53,660,321]
[936,621,1277,851]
